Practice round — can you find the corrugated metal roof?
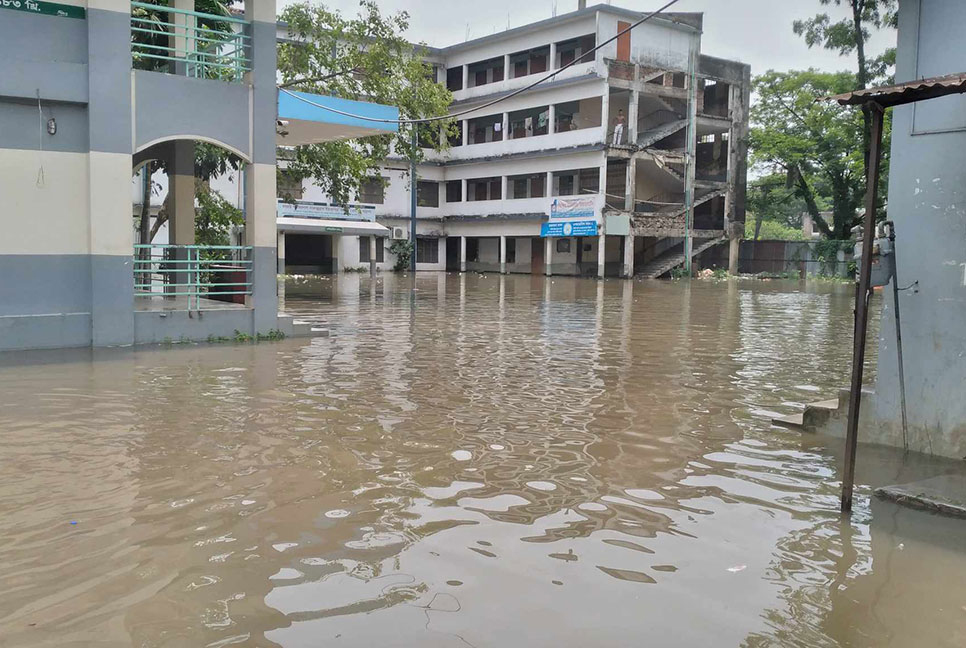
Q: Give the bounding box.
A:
[822,72,966,108]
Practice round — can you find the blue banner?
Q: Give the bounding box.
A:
[540,220,598,238]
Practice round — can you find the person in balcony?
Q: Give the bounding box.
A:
[612,110,626,145]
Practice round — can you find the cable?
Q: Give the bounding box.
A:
[36,89,46,188]
[279,0,684,125]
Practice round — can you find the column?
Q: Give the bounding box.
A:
[369,235,377,277]
[545,236,553,277]
[461,64,469,91]
[88,0,134,346]
[601,88,610,144]
[503,53,511,79]
[546,170,554,197]
[461,119,468,146]
[623,234,635,278]
[599,158,607,206]
[170,0,195,76]
[502,112,509,141]
[500,175,507,200]
[168,141,195,245]
[548,104,556,135]
[499,235,507,274]
[245,0,279,334]
[627,89,639,144]
[624,156,636,212]
[597,233,606,279]
[459,236,467,272]
[549,42,557,70]
[277,230,286,274]
[728,230,740,276]
[461,178,468,202]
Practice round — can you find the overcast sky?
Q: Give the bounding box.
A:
[278,0,897,76]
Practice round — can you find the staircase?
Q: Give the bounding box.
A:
[636,118,688,149]
[637,236,725,279]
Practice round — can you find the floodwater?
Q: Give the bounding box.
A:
[1,274,965,648]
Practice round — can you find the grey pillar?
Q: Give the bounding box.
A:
[369,235,377,277]
[545,237,553,277]
[624,234,635,278]
[597,234,606,279]
[499,235,507,274]
[460,236,467,272]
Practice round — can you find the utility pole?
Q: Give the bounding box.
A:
[410,127,417,273]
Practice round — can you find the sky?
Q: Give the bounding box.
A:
[278,0,898,76]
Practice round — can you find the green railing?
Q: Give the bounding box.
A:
[131,1,251,82]
[134,244,253,310]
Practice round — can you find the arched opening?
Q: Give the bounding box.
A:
[131,138,252,312]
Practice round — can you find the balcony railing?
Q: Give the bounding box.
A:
[134,244,253,311]
[131,1,251,82]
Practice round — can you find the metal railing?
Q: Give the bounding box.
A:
[133,244,253,310]
[130,1,251,82]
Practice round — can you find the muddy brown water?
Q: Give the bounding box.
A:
[1,275,965,647]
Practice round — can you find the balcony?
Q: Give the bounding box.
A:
[130,1,251,83]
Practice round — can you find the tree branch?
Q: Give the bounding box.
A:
[794,166,833,238]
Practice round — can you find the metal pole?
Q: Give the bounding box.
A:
[888,222,909,451]
[410,127,418,273]
[841,104,885,514]
[683,36,697,275]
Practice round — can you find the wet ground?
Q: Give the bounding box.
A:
[1,274,965,647]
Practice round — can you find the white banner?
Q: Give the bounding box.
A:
[276,200,376,222]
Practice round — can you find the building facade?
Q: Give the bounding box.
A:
[278,4,750,279]
[0,0,396,351]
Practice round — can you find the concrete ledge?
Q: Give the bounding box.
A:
[133,309,254,344]
[875,475,966,519]
[0,313,92,351]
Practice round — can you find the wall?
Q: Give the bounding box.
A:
[867,0,966,459]
[596,11,695,70]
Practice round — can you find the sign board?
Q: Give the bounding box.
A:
[550,196,596,220]
[277,200,376,222]
[540,220,598,238]
[0,0,86,18]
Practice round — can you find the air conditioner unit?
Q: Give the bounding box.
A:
[391,227,408,240]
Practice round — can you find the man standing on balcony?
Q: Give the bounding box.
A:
[612,109,626,145]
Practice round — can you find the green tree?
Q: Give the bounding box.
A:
[746,173,813,241]
[793,0,897,174]
[749,69,890,240]
[277,1,455,208]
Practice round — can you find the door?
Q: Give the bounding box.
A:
[531,238,545,275]
[617,21,631,62]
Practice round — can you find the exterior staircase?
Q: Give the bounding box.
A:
[636,118,688,149]
[637,236,726,279]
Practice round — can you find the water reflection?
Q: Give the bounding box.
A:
[0,274,964,647]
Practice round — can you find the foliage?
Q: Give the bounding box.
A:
[669,267,690,280]
[749,69,890,240]
[746,173,813,240]
[277,1,456,208]
[389,239,413,272]
[745,219,807,241]
[195,182,244,248]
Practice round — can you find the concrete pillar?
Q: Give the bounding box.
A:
[503,53,511,79]
[168,140,195,245]
[88,1,134,346]
[623,234,635,278]
[369,235,377,277]
[599,157,607,203]
[461,178,468,201]
[171,0,195,76]
[459,236,467,272]
[499,235,507,274]
[597,233,606,279]
[728,233,740,276]
[502,112,509,140]
[601,88,610,143]
[245,0,279,334]
[624,156,636,212]
[500,175,507,200]
[549,42,557,70]
[627,89,639,144]
[548,104,556,135]
[545,236,553,276]
[277,230,286,274]
[461,119,468,146]
[546,170,554,197]
[461,64,469,90]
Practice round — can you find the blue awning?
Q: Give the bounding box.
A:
[277,90,399,146]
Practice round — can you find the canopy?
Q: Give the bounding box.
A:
[276,217,391,237]
[276,90,399,146]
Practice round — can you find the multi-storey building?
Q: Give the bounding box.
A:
[281,3,750,278]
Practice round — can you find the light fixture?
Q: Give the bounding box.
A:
[46,118,56,135]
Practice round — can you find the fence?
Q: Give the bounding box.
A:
[130,1,251,82]
[133,244,253,310]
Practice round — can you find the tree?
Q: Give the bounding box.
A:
[746,173,812,241]
[749,69,890,240]
[793,0,897,175]
[277,1,455,208]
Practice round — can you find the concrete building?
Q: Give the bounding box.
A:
[0,0,396,351]
[278,3,750,279]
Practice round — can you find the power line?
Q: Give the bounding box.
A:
[279,0,683,126]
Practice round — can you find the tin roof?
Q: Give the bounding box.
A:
[823,72,966,108]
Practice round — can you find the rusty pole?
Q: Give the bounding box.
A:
[841,103,885,514]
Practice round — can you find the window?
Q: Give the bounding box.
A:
[466,237,479,262]
[509,45,550,78]
[556,238,571,254]
[417,180,440,208]
[506,238,516,264]
[508,106,549,139]
[467,57,505,88]
[552,168,600,196]
[277,170,303,201]
[467,114,503,144]
[447,121,463,147]
[507,173,545,199]
[446,180,462,203]
[446,66,463,91]
[416,237,439,263]
[359,177,385,204]
[466,177,502,201]
[359,236,385,263]
[554,97,602,132]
